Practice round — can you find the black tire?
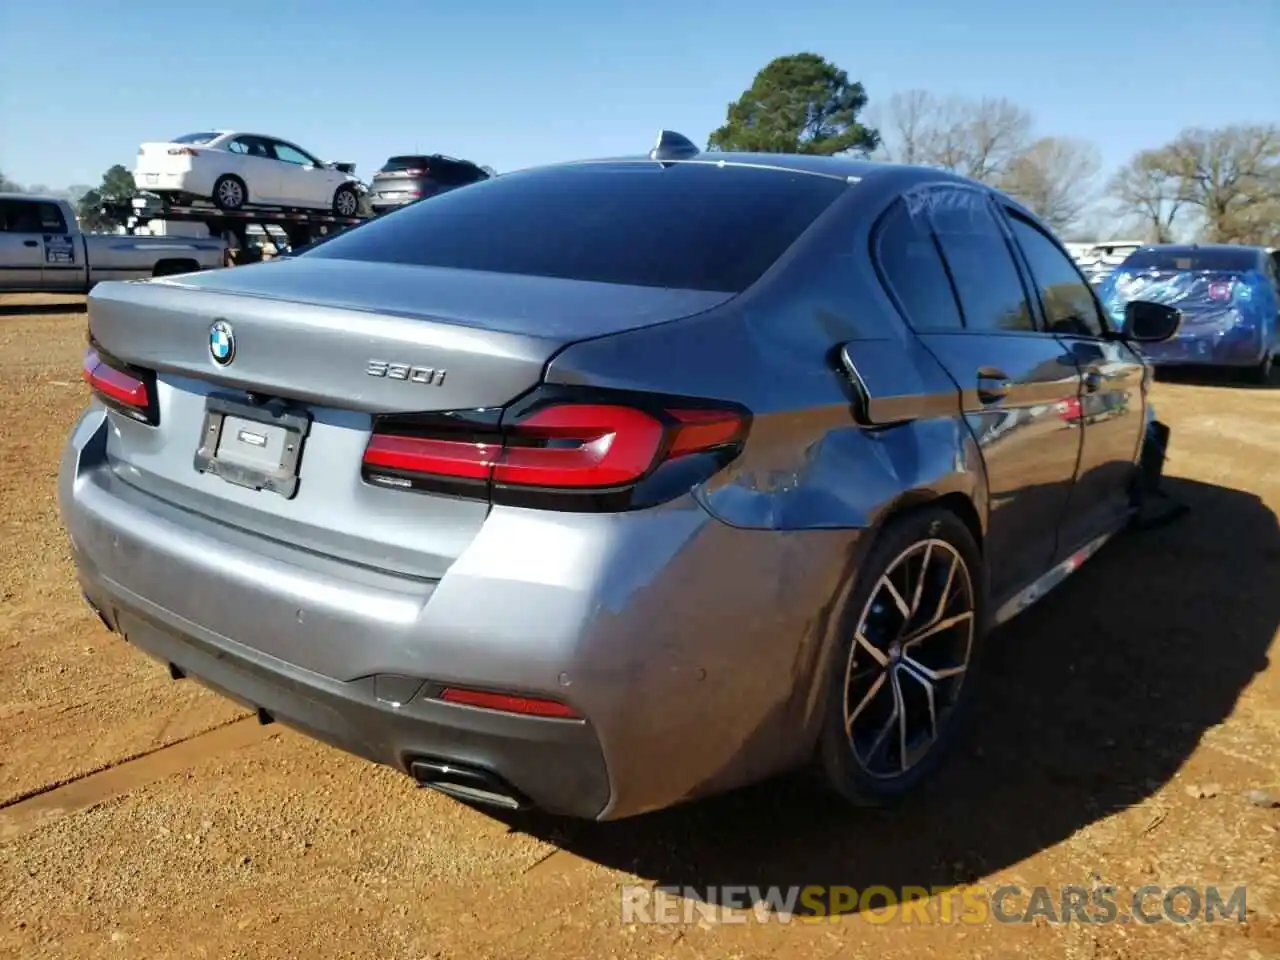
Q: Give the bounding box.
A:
[817,506,988,807]
[212,175,247,211]
[333,184,360,217]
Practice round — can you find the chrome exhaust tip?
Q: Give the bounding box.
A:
[409,759,529,811]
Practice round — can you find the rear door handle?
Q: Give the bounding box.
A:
[22,240,38,248]
[976,368,1011,404]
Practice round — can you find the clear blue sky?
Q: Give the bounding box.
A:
[1,0,1276,190]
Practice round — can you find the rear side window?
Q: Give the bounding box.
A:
[1122,247,1259,272]
[1006,212,1106,337]
[304,162,849,293]
[923,189,1036,333]
[873,200,963,330]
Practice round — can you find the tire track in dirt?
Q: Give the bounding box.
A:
[0,717,272,842]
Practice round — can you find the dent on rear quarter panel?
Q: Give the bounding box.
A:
[543,232,987,536]
[543,244,987,788]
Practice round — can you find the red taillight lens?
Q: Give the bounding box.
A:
[361,392,750,509]
[84,347,149,408]
[364,434,500,480]
[495,404,665,488]
[1207,281,1233,301]
[437,687,582,720]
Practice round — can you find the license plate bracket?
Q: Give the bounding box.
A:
[194,394,311,498]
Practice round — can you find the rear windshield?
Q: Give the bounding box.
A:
[303,161,848,292]
[1121,247,1259,272]
[379,156,433,172]
[172,132,219,144]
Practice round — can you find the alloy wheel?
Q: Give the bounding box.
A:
[218,180,243,208]
[842,538,976,779]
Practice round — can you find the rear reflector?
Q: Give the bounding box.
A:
[438,687,582,719]
[361,390,751,509]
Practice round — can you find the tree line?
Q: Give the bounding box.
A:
[4,53,1277,245]
[705,54,1277,246]
[1,164,142,232]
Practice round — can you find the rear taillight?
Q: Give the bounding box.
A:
[83,346,158,425]
[167,147,200,156]
[1208,281,1234,301]
[362,387,750,510]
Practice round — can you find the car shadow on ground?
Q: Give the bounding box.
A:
[1155,367,1276,390]
[0,301,87,317]
[501,476,1277,917]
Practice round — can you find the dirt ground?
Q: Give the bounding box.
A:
[0,294,1276,960]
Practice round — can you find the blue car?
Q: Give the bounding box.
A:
[1096,244,1280,382]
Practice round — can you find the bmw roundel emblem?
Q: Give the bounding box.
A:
[209,320,235,366]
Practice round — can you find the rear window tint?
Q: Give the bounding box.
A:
[304,162,848,292]
[1121,247,1259,272]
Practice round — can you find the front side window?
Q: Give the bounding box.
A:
[273,142,318,166]
[303,161,850,293]
[922,188,1036,334]
[1006,211,1106,337]
[0,200,64,233]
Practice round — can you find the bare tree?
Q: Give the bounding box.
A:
[925,96,1034,183]
[872,92,1034,184]
[1107,148,1186,242]
[872,89,939,164]
[1163,124,1280,243]
[999,136,1101,232]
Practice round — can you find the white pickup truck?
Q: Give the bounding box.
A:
[0,193,226,294]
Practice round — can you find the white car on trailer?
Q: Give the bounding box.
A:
[133,131,363,216]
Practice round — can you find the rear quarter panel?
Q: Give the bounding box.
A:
[540,184,987,798]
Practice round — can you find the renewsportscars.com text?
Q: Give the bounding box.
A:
[620,883,1248,925]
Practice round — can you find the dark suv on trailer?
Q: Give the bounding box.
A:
[368,154,490,215]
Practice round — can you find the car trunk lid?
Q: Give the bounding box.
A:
[84,259,733,579]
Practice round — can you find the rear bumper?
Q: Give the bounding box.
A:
[1140,327,1267,367]
[59,408,856,819]
[79,579,610,816]
[370,200,413,215]
[133,169,210,198]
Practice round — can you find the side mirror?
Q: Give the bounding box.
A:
[1122,300,1182,343]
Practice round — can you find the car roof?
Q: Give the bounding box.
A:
[560,151,890,183]
[0,192,65,204]
[545,150,1059,233]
